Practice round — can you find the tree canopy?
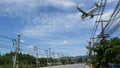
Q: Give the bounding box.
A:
[87,37,120,68]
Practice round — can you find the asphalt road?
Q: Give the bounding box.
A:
[41,63,85,68]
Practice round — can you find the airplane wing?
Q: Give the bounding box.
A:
[76,6,86,14]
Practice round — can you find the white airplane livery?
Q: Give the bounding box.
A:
[77,3,100,20]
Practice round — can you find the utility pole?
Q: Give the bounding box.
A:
[60,52,63,60]
[60,52,63,58]
[48,48,52,66]
[97,21,109,40]
[52,52,55,63]
[33,46,39,68]
[45,50,48,65]
[49,48,51,58]
[88,40,93,58]
[87,40,92,67]
[101,22,104,40]
[12,39,16,68]
[13,34,20,68]
[57,52,60,63]
[16,34,20,68]
[97,21,110,68]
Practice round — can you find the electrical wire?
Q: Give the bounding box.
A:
[90,0,103,39]
[103,1,120,31]
[0,39,12,43]
[90,0,107,40]
[0,44,14,50]
[0,35,14,40]
[102,0,120,37]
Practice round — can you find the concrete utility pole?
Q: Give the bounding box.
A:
[12,39,17,68]
[33,46,39,68]
[61,52,63,58]
[57,52,60,63]
[97,21,109,40]
[16,34,20,68]
[52,52,55,63]
[49,48,51,58]
[45,50,48,65]
[86,40,92,67]
[88,40,92,58]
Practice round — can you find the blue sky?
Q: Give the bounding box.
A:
[0,0,118,57]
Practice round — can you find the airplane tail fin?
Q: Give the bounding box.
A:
[95,3,100,7]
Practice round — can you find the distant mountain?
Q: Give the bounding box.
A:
[61,55,87,63]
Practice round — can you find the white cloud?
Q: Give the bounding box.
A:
[20,40,25,43]
[22,25,56,37]
[102,9,113,20]
[1,0,114,56]
[107,0,118,3]
[0,0,40,17]
[46,40,69,45]
[53,39,82,44]
[63,40,68,44]
[51,46,87,56]
[21,12,75,37]
[1,0,76,8]
[47,0,76,8]
[20,10,95,38]
[0,0,76,17]
[26,45,34,49]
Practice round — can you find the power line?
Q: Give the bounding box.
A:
[103,0,120,31]
[90,0,108,40]
[0,35,14,40]
[0,44,14,50]
[102,0,120,37]
[90,0,103,39]
[0,39,12,43]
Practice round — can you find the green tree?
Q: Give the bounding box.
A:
[108,37,120,63]
[87,37,120,68]
[76,57,83,63]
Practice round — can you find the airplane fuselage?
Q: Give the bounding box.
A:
[81,7,99,19]
[81,13,93,19]
[77,3,100,20]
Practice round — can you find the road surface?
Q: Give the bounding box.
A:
[41,63,85,68]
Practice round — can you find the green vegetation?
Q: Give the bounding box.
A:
[0,52,55,67]
[0,52,36,68]
[0,51,86,68]
[87,37,120,68]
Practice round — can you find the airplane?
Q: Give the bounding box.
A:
[77,3,100,20]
